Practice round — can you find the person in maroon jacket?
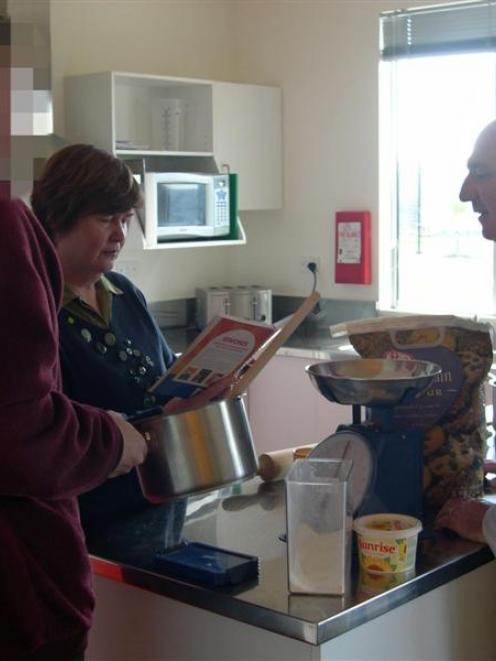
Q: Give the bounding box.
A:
[0,198,148,660]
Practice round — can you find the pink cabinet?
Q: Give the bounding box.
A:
[246,352,352,454]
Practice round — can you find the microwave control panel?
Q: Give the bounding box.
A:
[213,175,230,228]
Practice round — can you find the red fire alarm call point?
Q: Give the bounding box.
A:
[334,211,371,285]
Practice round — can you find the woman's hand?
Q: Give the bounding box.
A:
[106,410,148,477]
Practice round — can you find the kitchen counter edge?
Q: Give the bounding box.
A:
[89,535,494,647]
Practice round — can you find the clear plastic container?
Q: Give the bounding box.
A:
[285,458,352,595]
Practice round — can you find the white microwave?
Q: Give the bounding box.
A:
[144,172,231,242]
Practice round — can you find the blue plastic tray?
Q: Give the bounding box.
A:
[154,541,259,587]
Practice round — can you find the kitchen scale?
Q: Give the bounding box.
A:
[306,358,442,520]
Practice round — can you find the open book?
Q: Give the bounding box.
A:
[150,315,276,399]
[150,291,320,405]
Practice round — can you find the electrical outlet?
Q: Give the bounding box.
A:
[300,256,322,274]
[114,259,140,280]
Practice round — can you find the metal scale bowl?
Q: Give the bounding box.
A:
[306,358,442,519]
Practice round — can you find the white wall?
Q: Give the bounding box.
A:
[227,0,439,302]
[50,0,437,303]
[50,0,238,302]
[230,1,382,301]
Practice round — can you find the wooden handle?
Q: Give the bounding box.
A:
[227,291,320,398]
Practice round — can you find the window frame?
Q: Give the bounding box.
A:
[379,2,496,320]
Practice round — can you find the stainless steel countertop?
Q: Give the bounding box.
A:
[88,478,493,646]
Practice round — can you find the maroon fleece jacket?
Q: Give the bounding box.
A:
[0,199,124,658]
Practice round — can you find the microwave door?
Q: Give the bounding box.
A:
[157,182,207,239]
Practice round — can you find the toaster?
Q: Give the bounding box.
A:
[195,286,272,328]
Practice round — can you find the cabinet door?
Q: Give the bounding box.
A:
[65,73,282,212]
[65,73,114,152]
[212,82,282,211]
[247,355,352,454]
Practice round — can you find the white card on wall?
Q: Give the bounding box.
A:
[337,221,362,264]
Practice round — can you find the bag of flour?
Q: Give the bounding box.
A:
[331,315,493,509]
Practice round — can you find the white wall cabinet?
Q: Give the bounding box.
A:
[247,354,352,454]
[212,82,282,210]
[64,71,282,212]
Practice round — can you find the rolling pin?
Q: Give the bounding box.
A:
[258,445,316,482]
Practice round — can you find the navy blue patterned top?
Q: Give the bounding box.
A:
[59,271,176,529]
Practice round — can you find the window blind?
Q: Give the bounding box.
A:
[381,1,496,59]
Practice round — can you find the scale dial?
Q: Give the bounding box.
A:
[309,430,374,513]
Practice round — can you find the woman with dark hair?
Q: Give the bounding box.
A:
[31,144,178,532]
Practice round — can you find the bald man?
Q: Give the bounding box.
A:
[460,119,496,241]
[442,121,496,547]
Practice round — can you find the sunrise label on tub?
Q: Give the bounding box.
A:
[353,514,422,575]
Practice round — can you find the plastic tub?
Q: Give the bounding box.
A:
[356,568,415,602]
[353,513,422,574]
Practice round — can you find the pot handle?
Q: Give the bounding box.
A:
[124,405,164,424]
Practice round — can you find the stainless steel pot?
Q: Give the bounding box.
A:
[127,397,258,502]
